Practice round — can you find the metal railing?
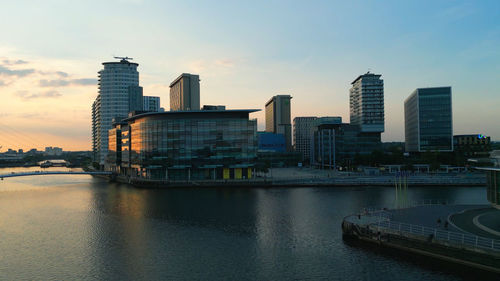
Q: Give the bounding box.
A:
[373,216,500,252]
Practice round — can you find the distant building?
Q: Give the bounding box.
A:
[454,134,491,158]
[257,132,286,152]
[107,109,259,180]
[169,73,200,111]
[202,105,226,111]
[45,146,63,156]
[92,57,139,165]
[265,95,292,151]
[311,117,381,169]
[128,85,143,112]
[143,96,161,112]
[350,72,384,133]
[293,117,317,162]
[404,87,453,152]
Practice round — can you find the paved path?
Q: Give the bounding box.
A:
[450,207,500,239]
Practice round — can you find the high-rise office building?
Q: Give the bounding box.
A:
[350,72,384,133]
[128,85,143,112]
[169,73,200,111]
[404,87,453,152]
[92,57,139,165]
[143,96,161,112]
[265,95,292,151]
[293,116,317,162]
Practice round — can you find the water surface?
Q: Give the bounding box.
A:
[0,167,490,280]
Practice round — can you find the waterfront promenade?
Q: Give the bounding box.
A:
[125,167,486,188]
[342,204,500,274]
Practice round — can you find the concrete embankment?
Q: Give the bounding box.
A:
[108,174,486,188]
[342,209,500,274]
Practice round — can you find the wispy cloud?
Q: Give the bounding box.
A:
[0,80,5,86]
[0,65,35,77]
[39,78,96,87]
[2,59,28,65]
[15,90,62,100]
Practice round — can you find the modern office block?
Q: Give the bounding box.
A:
[350,72,384,133]
[92,57,139,166]
[143,96,160,112]
[265,95,292,151]
[169,73,200,111]
[106,109,258,180]
[404,87,453,152]
[311,117,381,169]
[128,86,143,112]
[293,117,317,162]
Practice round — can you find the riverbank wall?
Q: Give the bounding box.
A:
[342,210,500,274]
[111,174,486,188]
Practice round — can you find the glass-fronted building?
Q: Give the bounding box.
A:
[404,87,453,152]
[482,168,500,209]
[311,117,381,169]
[107,110,258,181]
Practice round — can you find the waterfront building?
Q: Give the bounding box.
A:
[143,96,161,112]
[404,87,453,152]
[293,117,317,163]
[311,117,382,169]
[92,57,140,166]
[257,132,286,153]
[453,134,491,158]
[107,109,258,180]
[265,95,292,151]
[349,72,384,133]
[169,73,200,111]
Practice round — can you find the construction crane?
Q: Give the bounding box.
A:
[114,56,133,62]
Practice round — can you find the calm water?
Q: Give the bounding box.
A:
[0,167,490,280]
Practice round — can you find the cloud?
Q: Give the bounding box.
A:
[2,59,28,65]
[0,80,5,86]
[39,78,97,87]
[15,90,62,100]
[0,65,35,77]
[215,59,235,68]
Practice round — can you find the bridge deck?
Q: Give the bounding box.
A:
[0,171,112,179]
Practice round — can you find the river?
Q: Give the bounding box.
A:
[0,167,490,280]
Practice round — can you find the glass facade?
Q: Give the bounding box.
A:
[404,87,453,152]
[109,111,258,181]
[486,169,500,209]
[312,123,381,169]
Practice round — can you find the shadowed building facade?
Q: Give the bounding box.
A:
[265,95,292,151]
[169,73,200,111]
[404,87,453,152]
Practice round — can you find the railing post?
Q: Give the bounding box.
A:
[492,239,494,249]
[462,234,465,244]
[447,231,450,241]
[475,236,478,247]
[399,223,401,233]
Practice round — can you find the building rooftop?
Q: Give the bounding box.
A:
[351,72,382,85]
[169,73,200,87]
[265,95,292,106]
[124,109,260,122]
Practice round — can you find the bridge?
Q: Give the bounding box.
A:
[0,171,112,180]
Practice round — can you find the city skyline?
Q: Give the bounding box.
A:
[1,0,499,151]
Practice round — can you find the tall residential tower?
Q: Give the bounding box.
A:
[92,57,139,166]
[349,72,384,133]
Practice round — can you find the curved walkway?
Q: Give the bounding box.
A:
[473,210,500,237]
[450,208,500,240]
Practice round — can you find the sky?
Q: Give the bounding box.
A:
[0,0,499,151]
